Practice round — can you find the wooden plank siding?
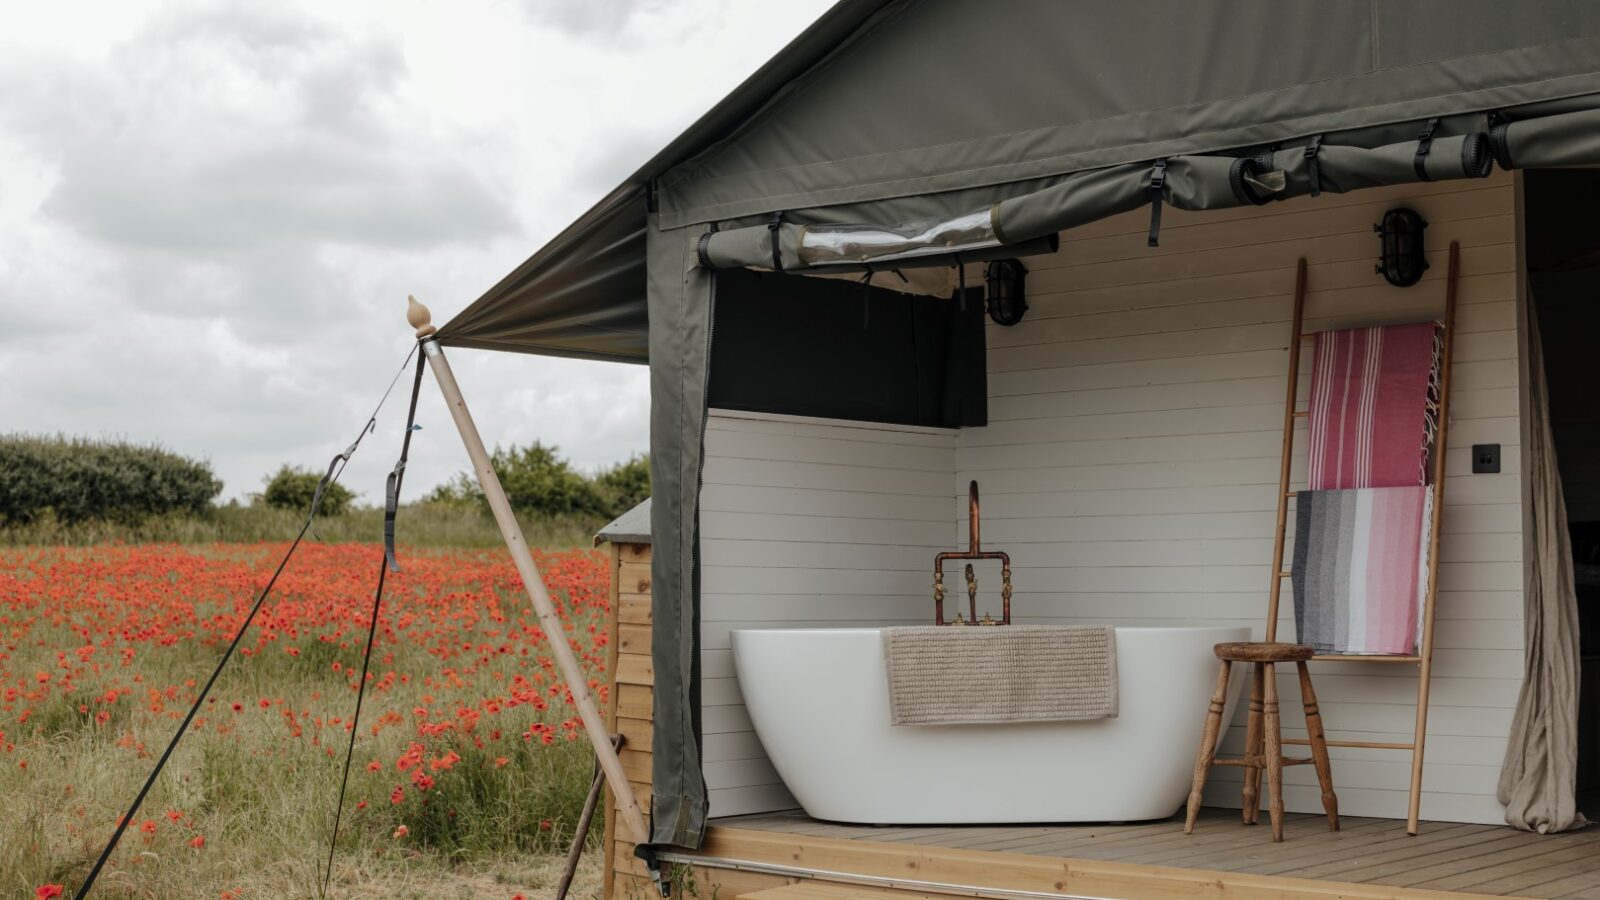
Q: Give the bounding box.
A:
[698,410,960,817]
[603,540,655,899]
[958,172,1525,824]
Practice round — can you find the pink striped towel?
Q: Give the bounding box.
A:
[1307,322,1442,490]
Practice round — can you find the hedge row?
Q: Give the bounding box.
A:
[0,435,223,525]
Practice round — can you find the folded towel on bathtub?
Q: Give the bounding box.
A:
[1292,485,1434,655]
[882,625,1118,725]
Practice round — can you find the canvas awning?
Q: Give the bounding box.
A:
[436,0,1600,853]
[439,1,1600,361]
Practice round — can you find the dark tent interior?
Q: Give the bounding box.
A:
[705,269,987,429]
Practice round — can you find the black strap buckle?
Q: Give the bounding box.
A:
[1147,159,1168,248]
[1414,117,1439,182]
[1304,134,1324,197]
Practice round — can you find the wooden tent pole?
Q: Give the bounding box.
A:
[1264,258,1309,643]
[406,296,651,848]
[1407,241,1459,835]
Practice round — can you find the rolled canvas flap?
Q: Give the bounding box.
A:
[1491,107,1600,170]
[698,129,1501,273]
[697,219,1058,289]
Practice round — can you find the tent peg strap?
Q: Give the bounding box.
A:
[1146,158,1168,247]
[1305,134,1325,197]
[1414,117,1440,182]
[321,350,427,898]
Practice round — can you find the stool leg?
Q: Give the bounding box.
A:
[1241,661,1265,825]
[1185,659,1232,834]
[1262,661,1285,842]
[1298,661,1340,831]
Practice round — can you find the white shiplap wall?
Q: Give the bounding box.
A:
[698,171,1526,825]
[698,409,956,817]
[961,172,1525,825]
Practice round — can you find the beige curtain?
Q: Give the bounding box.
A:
[1498,298,1586,833]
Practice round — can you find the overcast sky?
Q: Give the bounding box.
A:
[0,0,832,502]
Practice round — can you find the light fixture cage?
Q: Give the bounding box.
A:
[1375,207,1430,287]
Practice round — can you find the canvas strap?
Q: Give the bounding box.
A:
[1414,117,1440,182]
[767,211,785,272]
[324,346,427,897]
[1146,159,1168,247]
[1306,134,1325,197]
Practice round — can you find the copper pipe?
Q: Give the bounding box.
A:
[933,480,1012,625]
[968,480,981,553]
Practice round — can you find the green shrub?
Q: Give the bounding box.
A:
[259,464,355,515]
[430,443,649,521]
[595,454,650,516]
[0,434,222,525]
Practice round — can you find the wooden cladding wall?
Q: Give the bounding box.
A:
[603,540,655,900]
[698,410,960,817]
[958,172,1526,824]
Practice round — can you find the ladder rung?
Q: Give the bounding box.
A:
[1213,756,1317,767]
[1292,410,1308,418]
[1284,738,1415,751]
[1277,570,1292,577]
[1310,653,1422,663]
[1285,491,1299,499]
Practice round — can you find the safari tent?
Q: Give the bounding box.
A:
[431,2,1600,897]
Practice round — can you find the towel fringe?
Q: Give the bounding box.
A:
[1420,321,1445,485]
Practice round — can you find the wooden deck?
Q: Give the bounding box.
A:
[707,808,1600,899]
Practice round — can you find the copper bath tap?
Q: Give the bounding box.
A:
[933,481,1012,625]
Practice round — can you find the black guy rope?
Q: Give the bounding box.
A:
[319,349,426,899]
[72,344,419,900]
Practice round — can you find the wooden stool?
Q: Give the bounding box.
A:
[1184,642,1339,842]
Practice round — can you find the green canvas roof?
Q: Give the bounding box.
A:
[440,0,1600,363]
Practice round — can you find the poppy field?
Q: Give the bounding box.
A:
[2,542,615,899]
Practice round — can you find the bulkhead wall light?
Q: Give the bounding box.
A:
[1375,207,1429,287]
[985,258,1029,326]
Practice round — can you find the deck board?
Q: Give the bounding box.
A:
[711,809,1600,898]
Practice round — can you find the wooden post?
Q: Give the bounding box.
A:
[1407,241,1459,835]
[407,296,651,848]
[1264,259,1308,642]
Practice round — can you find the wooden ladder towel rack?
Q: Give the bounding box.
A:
[1264,243,1458,836]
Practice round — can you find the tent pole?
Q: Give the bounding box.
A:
[406,296,652,850]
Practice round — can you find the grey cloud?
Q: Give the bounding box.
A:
[520,0,668,36]
[0,0,834,500]
[570,127,667,196]
[5,3,513,255]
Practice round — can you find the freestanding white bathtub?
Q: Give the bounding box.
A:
[731,625,1249,824]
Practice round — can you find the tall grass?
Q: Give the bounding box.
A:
[0,502,604,549]
[0,545,612,899]
[0,635,599,897]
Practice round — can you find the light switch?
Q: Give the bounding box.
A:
[1472,444,1500,474]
